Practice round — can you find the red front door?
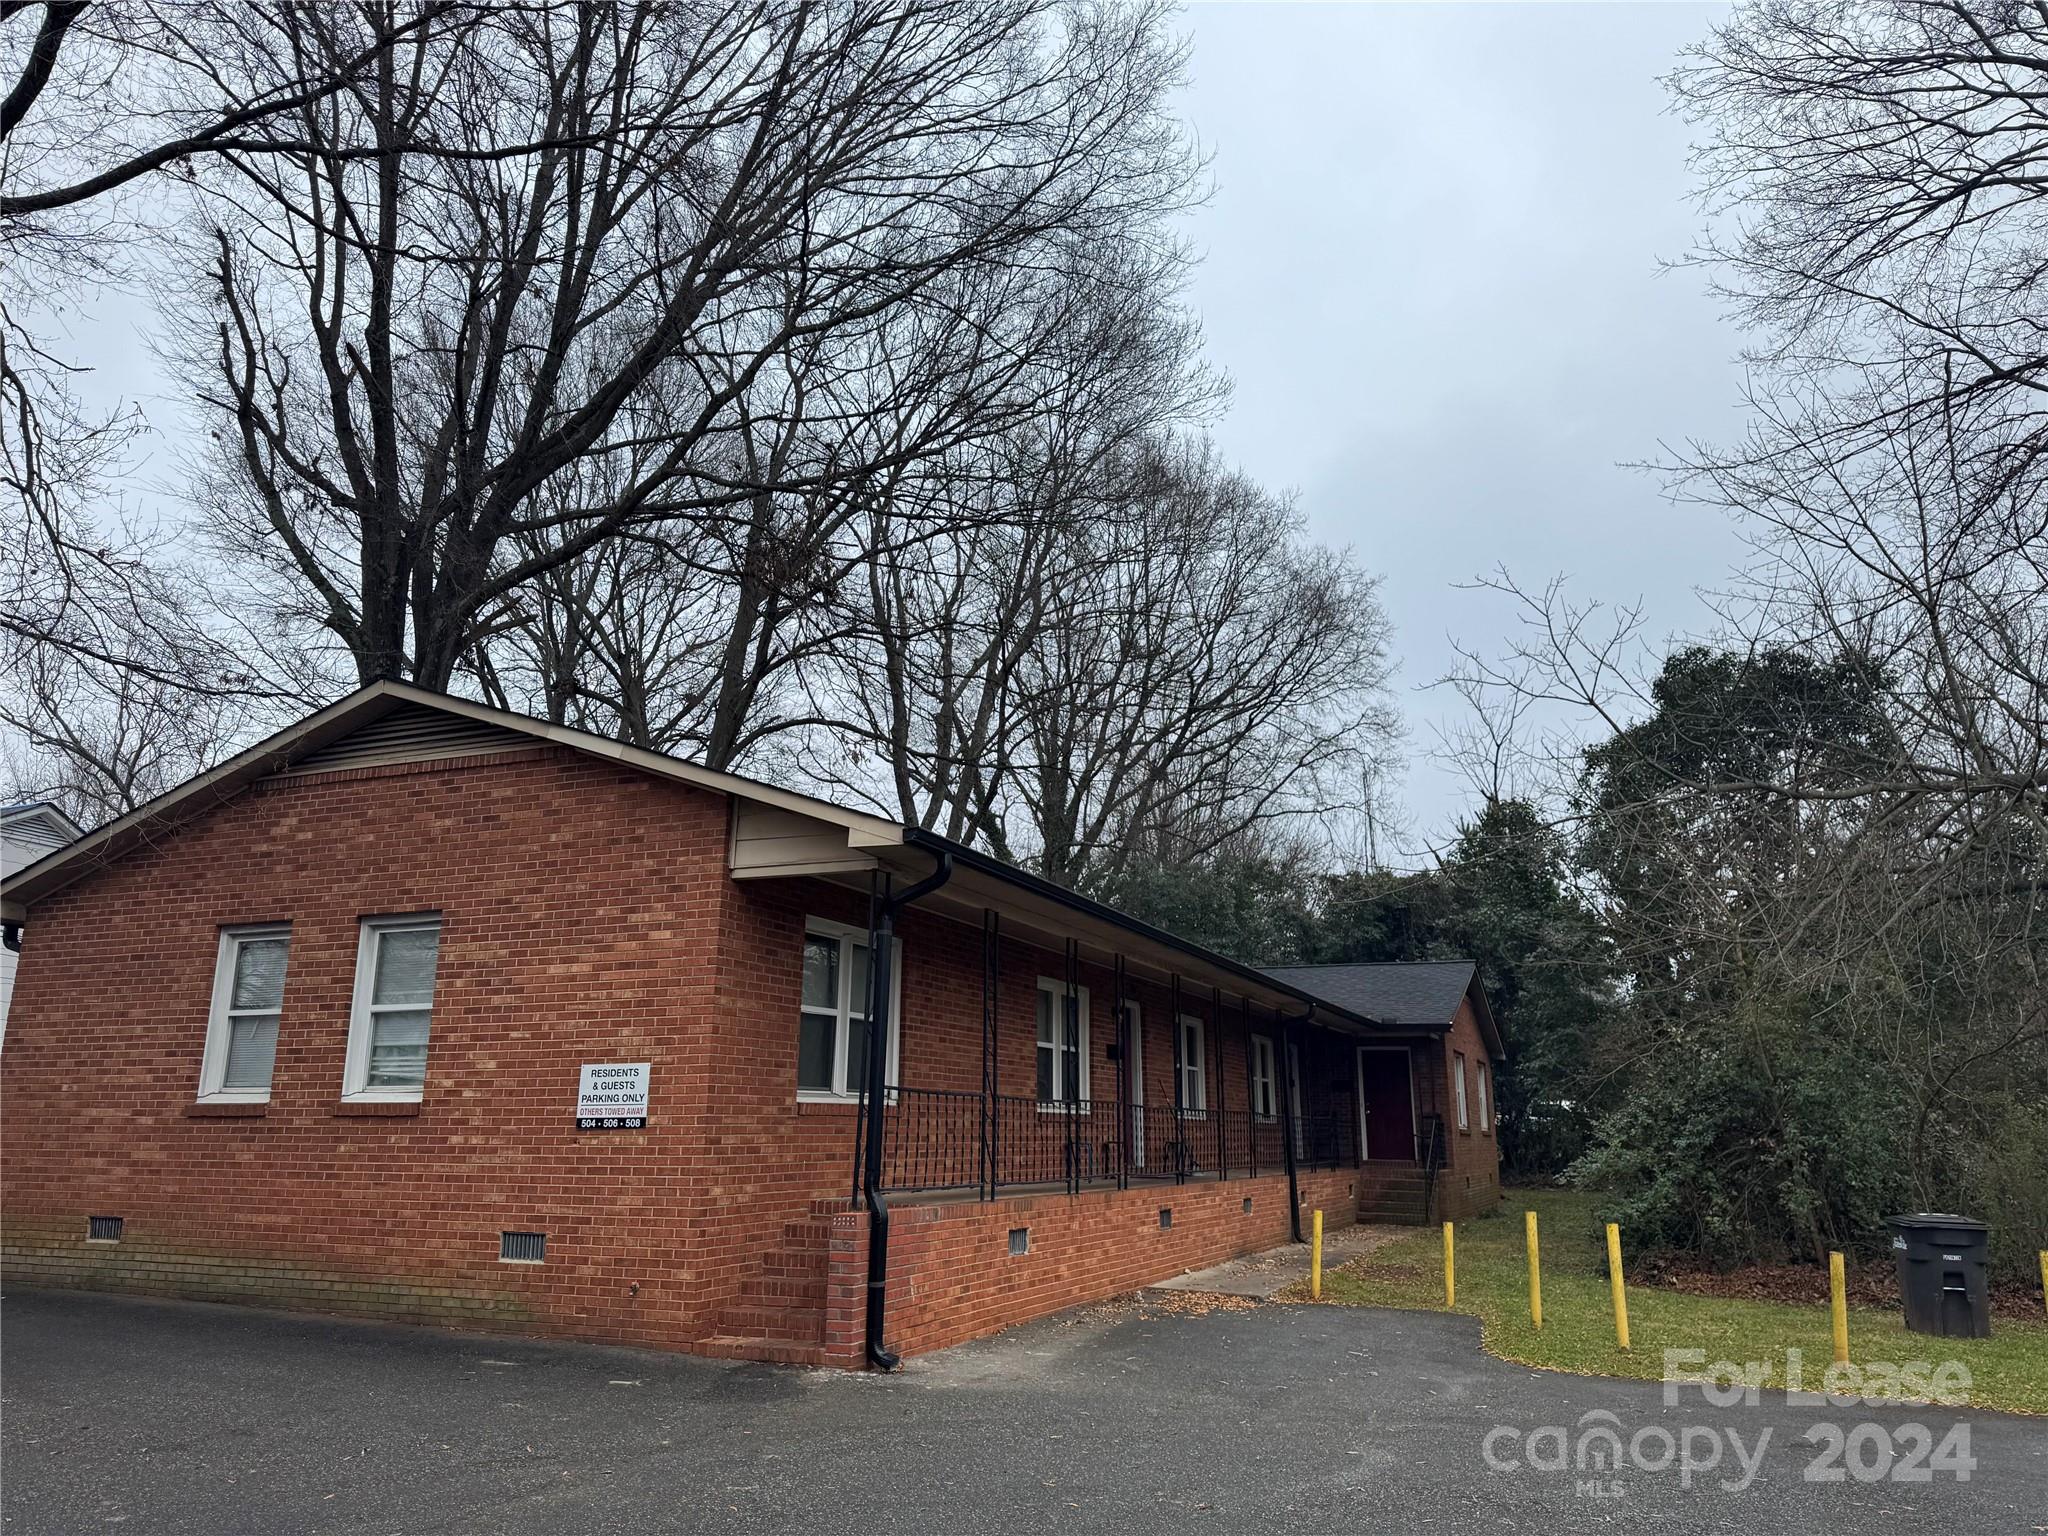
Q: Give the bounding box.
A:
[1358,1048,1415,1161]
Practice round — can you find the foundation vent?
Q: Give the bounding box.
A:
[500,1231,546,1263]
[87,1215,123,1242]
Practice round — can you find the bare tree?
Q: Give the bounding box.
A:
[1,2,489,690]
[830,431,1396,890]
[163,0,1198,692]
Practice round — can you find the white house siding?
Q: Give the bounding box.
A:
[2,805,81,1038]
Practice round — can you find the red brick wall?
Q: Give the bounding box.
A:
[1,747,750,1348]
[2,745,1379,1360]
[847,1166,1361,1359]
[1437,998,1502,1220]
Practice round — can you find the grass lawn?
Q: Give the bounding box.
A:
[1289,1188,2048,1417]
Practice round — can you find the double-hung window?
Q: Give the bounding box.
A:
[343,915,442,1101]
[1478,1062,1492,1132]
[1034,978,1089,1106]
[1454,1050,1470,1131]
[1177,1014,1207,1114]
[198,925,290,1101]
[798,919,899,1100]
[1248,1033,1278,1120]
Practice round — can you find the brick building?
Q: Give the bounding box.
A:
[0,683,1500,1368]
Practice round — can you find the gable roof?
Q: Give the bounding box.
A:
[0,682,1388,1035]
[1261,960,1503,1056]
[2,803,82,881]
[0,680,904,921]
[2,802,81,844]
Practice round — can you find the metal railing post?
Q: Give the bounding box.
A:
[1063,938,1081,1195]
[980,910,1000,1201]
[1169,974,1186,1185]
[1122,958,1138,1196]
[1278,1008,1304,1242]
[1211,985,1226,1181]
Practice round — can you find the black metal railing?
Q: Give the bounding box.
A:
[875,1087,1348,1196]
[1293,1112,1359,1171]
[1419,1112,1448,1219]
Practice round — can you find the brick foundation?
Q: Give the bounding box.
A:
[852,1166,1361,1360]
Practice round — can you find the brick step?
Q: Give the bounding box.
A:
[696,1334,826,1368]
[781,1218,832,1249]
[1359,1197,1431,1225]
[734,1276,826,1306]
[759,1250,827,1279]
[715,1305,825,1342]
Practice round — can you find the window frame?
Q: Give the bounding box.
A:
[796,917,902,1103]
[1478,1060,1492,1133]
[342,913,444,1104]
[1033,976,1091,1109]
[1248,1032,1278,1120]
[1177,1013,1208,1116]
[197,923,291,1104]
[1453,1049,1470,1132]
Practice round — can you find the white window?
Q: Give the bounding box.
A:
[1034,978,1090,1105]
[798,919,900,1100]
[343,915,442,1101]
[1248,1032,1278,1119]
[1454,1050,1469,1131]
[1177,1014,1207,1114]
[1478,1062,1492,1131]
[198,925,290,1101]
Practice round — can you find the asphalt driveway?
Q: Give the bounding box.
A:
[3,1286,2042,1534]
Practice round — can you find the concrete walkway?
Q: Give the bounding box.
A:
[1148,1220,1406,1297]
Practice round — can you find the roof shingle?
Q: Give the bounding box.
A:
[1259,959,1477,1028]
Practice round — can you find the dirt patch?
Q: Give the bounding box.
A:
[1141,1290,1261,1318]
[1061,1289,1262,1329]
[1637,1255,2046,1322]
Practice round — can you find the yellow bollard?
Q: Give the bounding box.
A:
[1526,1209,1543,1330]
[1829,1250,1850,1365]
[1311,1209,1324,1300]
[1605,1221,1630,1351]
[1443,1221,1456,1308]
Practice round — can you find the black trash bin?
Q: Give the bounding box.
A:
[1886,1214,1991,1339]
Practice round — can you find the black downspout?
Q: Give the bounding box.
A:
[1278,1007,1311,1243]
[861,850,953,1371]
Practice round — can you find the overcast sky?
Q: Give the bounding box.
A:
[1175,1,1744,854]
[51,2,1748,860]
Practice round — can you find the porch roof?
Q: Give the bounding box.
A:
[880,831,1390,1036]
[1260,960,1504,1057]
